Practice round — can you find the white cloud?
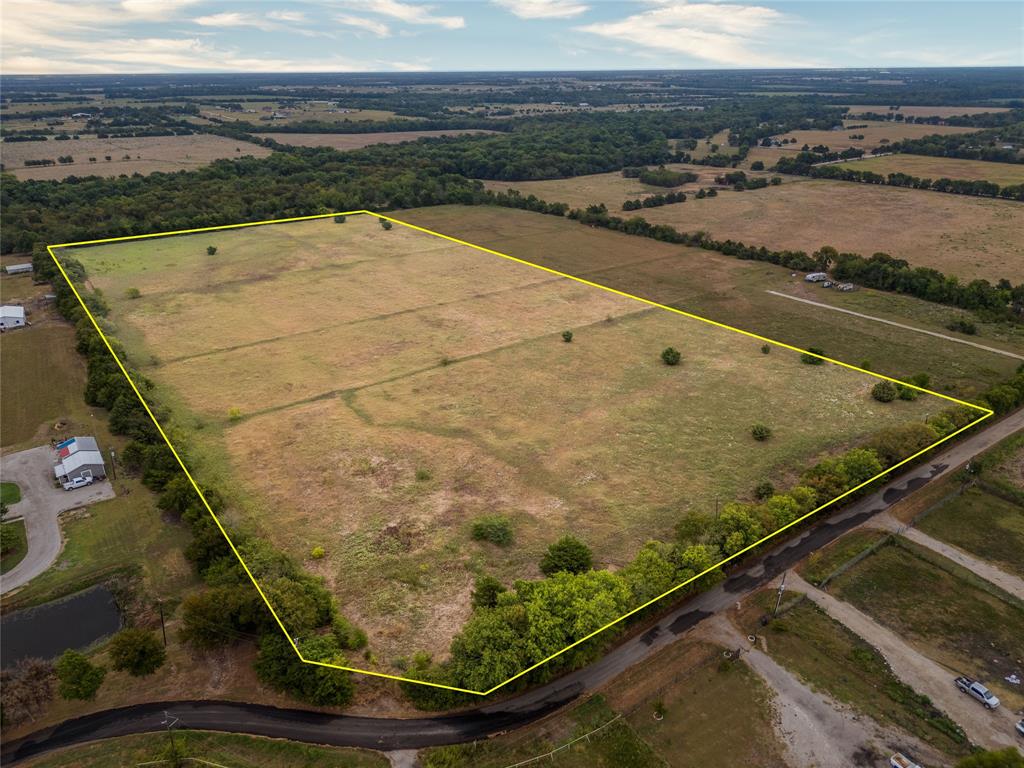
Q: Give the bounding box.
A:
[493,0,589,19]
[267,10,307,23]
[193,12,277,31]
[335,13,392,37]
[342,0,465,30]
[578,1,817,68]
[389,60,432,71]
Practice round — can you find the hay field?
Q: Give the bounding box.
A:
[256,130,499,150]
[769,120,977,152]
[842,105,1011,119]
[1,135,271,180]
[68,212,945,663]
[834,154,1024,185]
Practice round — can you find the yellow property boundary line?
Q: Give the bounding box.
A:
[49,209,993,696]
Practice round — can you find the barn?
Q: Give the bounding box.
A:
[5,263,32,275]
[53,436,107,484]
[0,306,26,330]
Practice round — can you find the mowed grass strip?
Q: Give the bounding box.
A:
[834,154,1024,186]
[917,487,1024,579]
[830,540,1024,709]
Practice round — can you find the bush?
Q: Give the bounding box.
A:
[561,330,573,343]
[108,628,166,676]
[540,535,593,575]
[470,515,513,546]
[0,658,54,726]
[946,317,977,335]
[871,381,898,402]
[800,347,825,365]
[760,344,770,354]
[415,468,432,482]
[751,424,772,441]
[206,246,217,256]
[227,407,242,421]
[754,480,775,500]
[334,215,346,224]
[471,575,506,609]
[124,287,141,299]
[955,748,1024,768]
[379,218,393,230]
[750,161,765,171]
[661,346,681,366]
[55,650,105,700]
[311,545,325,559]
[255,633,354,707]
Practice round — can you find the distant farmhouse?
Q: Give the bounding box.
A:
[5,263,32,275]
[53,436,107,484]
[0,305,26,330]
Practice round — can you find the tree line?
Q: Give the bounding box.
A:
[887,120,1024,165]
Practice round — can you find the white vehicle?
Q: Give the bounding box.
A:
[804,272,829,282]
[1016,719,1024,737]
[955,676,1000,709]
[62,476,94,491]
[890,753,923,768]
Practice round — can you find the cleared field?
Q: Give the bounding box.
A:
[830,541,1024,710]
[918,487,1024,579]
[206,102,405,125]
[483,164,757,211]
[842,105,1011,119]
[834,153,1024,185]
[1,135,271,180]
[69,213,946,665]
[769,120,976,152]
[256,129,499,150]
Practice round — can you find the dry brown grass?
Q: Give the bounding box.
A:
[842,105,1011,119]
[834,154,1024,185]
[769,119,977,152]
[2,135,271,180]
[256,130,499,150]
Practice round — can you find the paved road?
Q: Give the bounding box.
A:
[1,446,115,594]
[767,290,1024,360]
[5,408,1024,764]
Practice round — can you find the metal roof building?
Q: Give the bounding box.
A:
[54,436,107,483]
[0,306,26,330]
[5,263,32,275]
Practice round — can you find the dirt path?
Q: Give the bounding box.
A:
[766,290,1024,360]
[696,614,939,768]
[870,512,1024,599]
[790,572,1020,751]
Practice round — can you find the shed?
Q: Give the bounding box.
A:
[804,272,829,283]
[5,263,32,275]
[0,306,26,330]
[53,436,107,483]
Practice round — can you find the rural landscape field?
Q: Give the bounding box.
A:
[2,14,1023,767]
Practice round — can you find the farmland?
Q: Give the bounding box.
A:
[767,119,977,152]
[67,212,947,665]
[1,135,271,180]
[834,153,1024,185]
[841,105,1011,119]
[257,129,500,150]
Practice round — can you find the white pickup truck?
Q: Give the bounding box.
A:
[955,676,1001,709]
[890,752,923,768]
[62,476,94,492]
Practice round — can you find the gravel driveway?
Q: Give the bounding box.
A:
[1,445,115,594]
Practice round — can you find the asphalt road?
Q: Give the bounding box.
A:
[6,408,1023,764]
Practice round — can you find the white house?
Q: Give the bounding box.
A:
[0,305,26,330]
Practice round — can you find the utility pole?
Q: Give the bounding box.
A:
[772,571,788,618]
[161,712,180,765]
[158,600,167,647]
[108,448,117,480]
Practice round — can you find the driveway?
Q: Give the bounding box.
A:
[1,446,115,594]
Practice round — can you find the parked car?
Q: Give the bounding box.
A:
[62,476,94,492]
[1016,719,1024,737]
[955,676,1001,709]
[890,752,924,768]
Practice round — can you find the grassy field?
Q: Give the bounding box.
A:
[918,487,1024,579]
[830,541,1024,710]
[834,154,1024,185]
[1,519,28,574]
[740,592,972,759]
[841,105,1011,119]
[1,481,21,504]
[398,206,1020,394]
[68,211,948,665]
[688,129,740,160]
[256,129,499,150]
[484,163,783,211]
[21,731,388,768]
[2,135,272,180]
[798,529,888,586]
[769,119,977,152]
[206,100,405,125]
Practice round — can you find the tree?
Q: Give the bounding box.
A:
[334,215,346,224]
[0,658,54,726]
[955,749,1024,768]
[206,246,217,256]
[754,480,775,500]
[108,628,166,676]
[561,330,573,343]
[471,575,506,609]
[750,161,765,171]
[379,218,393,230]
[760,344,770,354]
[470,515,513,546]
[751,424,772,441]
[55,650,105,700]
[255,633,354,707]
[661,346,681,366]
[540,535,593,575]
[800,347,825,365]
[871,381,898,402]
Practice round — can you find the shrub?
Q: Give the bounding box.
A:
[760,344,770,354]
[334,215,346,224]
[380,218,393,230]
[946,317,977,335]
[255,633,354,707]
[206,246,217,256]
[471,575,506,609]
[661,346,681,366]
[470,515,513,546]
[311,545,326,559]
[108,628,166,676]
[561,330,573,343]
[55,650,105,700]
[754,480,775,500]
[227,407,242,421]
[751,424,772,441]
[540,535,593,575]
[0,658,55,726]
[415,468,432,482]
[800,347,825,365]
[871,381,898,402]
[124,287,141,299]
[750,161,765,171]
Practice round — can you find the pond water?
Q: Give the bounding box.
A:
[1,585,121,667]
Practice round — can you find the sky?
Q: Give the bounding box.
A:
[2,1,1021,75]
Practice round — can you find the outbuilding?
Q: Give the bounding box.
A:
[53,436,107,484]
[804,272,829,283]
[5,263,32,275]
[0,306,26,330]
